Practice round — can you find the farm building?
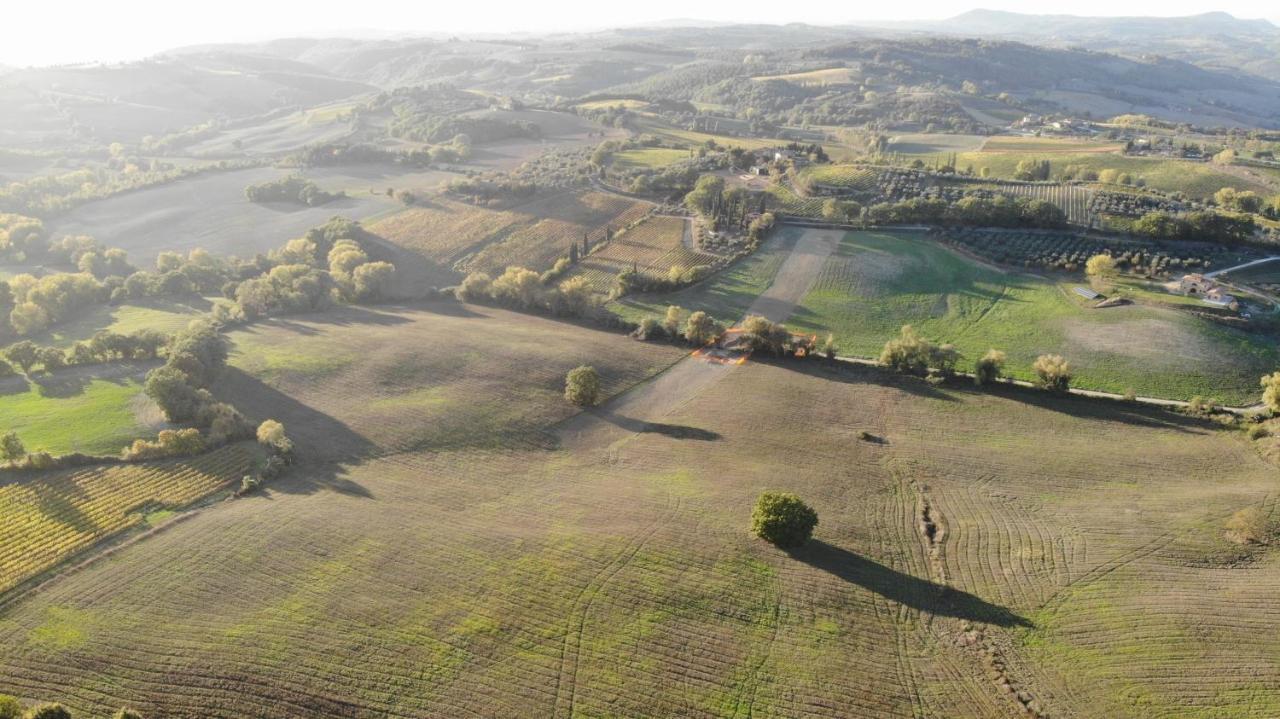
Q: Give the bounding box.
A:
[1173,273,1236,307]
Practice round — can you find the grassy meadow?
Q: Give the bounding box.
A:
[0,368,160,455]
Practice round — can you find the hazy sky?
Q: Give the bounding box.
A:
[5,0,1277,67]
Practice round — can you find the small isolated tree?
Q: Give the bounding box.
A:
[23,704,72,719]
[564,365,601,407]
[751,492,818,549]
[1261,371,1280,414]
[1085,253,1117,292]
[684,311,723,346]
[1033,354,1072,392]
[256,419,293,455]
[0,431,25,462]
[974,349,1006,386]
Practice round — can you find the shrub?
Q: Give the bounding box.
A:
[0,694,20,719]
[662,305,685,339]
[0,431,25,462]
[257,419,293,455]
[821,333,837,360]
[684,311,723,346]
[564,365,601,407]
[738,315,790,355]
[1261,372,1280,414]
[122,428,206,461]
[751,492,818,549]
[879,325,934,375]
[973,349,1005,386]
[1225,507,1272,545]
[1247,423,1270,440]
[23,704,72,719]
[633,318,664,341]
[456,272,492,302]
[111,709,143,719]
[1033,354,1072,392]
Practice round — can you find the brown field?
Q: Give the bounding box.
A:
[371,191,653,275]
[566,215,718,292]
[0,229,1278,717]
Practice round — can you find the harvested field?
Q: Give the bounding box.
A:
[980,136,1124,154]
[50,167,398,264]
[0,443,254,595]
[214,302,688,461]
[371,191,652,275]
[2,350,1278,717]
[567,215,716,292]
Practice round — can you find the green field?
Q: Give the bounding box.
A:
[612,147,693,169]
[0,370,158,455]
[783,230,1277,403]
[15,298,208,349]
[956,151,1275,198]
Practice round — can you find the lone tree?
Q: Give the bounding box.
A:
[1033,354,1072,392]
[564,365,601,407]
[974,349,1006,386]
[256,420,293,455]
[1261,371,1280,414]
[751,492,818,549]
[1085,253,1118,292]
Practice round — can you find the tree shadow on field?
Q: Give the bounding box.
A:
[967,381,1208,434]
[761,356,959,403]
[257,305,414,335]
[211,367,375,498]
[790,540,1032,628]
[590,408,722,441]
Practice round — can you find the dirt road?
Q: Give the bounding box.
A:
[557,228,842,452]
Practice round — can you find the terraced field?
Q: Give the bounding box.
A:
[1,341,1277,717]
[370,191,652,275]
[0,443,253,595]
[785,230,1277,403]
[567,216,716,292]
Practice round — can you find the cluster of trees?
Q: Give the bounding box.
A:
[244,176,343,206]
[632,305,726,347]
[216,218,396,323]
[1013,159,1052,182]
[392,115,537,145]
[1130,210,1255,244]
[143,321,250,445]
[4,272,108,336]
[444,176,537,205]
[239,420,295,495]
[737,314,814,357]
[860,195,1067,229]
[0,161,255,217]
[877,325,1072,393]
[121,428,207,461]
[684,175,766,232]
[1,329,167,376]
[457,267,597,319]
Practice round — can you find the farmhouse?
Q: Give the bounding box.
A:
[1174,273,1236,306]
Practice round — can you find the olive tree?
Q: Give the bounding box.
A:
[564,365,601,407]
[751,492,818,549]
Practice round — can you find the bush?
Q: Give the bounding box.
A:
[1262,372,1280,415]
[633,317,664,341]
[23,704,71,719]
[564,365,601,407]
[662,305,685,339]
[456,272,493,302]
[751,492,818,549]
[1033,354,1072,392]
[0,694,21,719]
[1225,507,1272,545]
[879,325,934,375]
[973,348,1005,386]
[257,419,293,455]
[0,431,25,462]
[684,311,723,346]
[111,709,143,719]
[122,428,206,461]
